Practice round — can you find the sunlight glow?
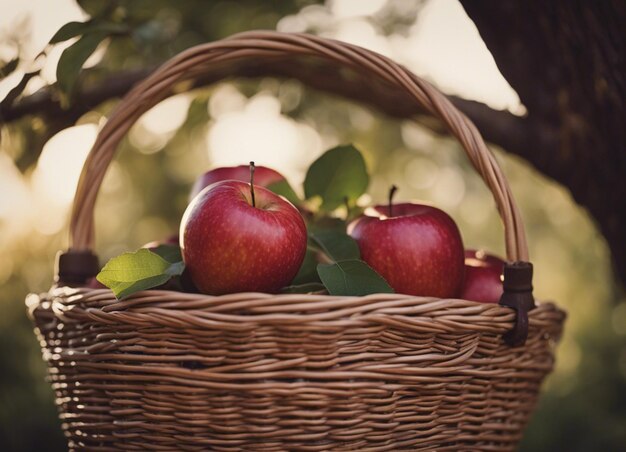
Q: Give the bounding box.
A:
[394,0,521,112]
[329,19,392,56]
[206,93,322,184]
[32,124,96,206]
[0,0,84,87]
[282,0,522,113]
[139,93,192,135]
[430,166,466,208]
[0,153,32,242]
[330,0,387,18]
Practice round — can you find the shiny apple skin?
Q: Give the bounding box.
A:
[349,203,465,298]
[190,165,285,202]
[460,249,505,303]
[181,180,306,295]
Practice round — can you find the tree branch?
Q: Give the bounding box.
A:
[0,58,556,165]
[0,68,153,124]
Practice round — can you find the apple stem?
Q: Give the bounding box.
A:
[249,161,256,208]
[388,185,398,217]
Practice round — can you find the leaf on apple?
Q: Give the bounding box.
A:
[149,244,182,263]
[96,249,185,299]
[304,144,369,211]
[317,259,394,296]
[291,231,359,286]
[310,231,360,261]
[267,179,301,206]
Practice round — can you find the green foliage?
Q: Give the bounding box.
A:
[317,260,394,296]
[50,21,92,43]
[50,15,130,97]
[76,0,117,18]
[267,179,301,205]
[307,216,348,234]
[309,230,360,261]
[291,246,322,285]
[0,58,19,80]
[150,244,182,263]
[304,144,369,210]
[97,248,184,299]
[49,21,128,44]
[268,144,387,296]
[56,33,108,96]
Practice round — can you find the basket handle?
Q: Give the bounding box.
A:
[60,31,534,344]
[68,31,528,260]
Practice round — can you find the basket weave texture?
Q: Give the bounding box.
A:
[28,31,565,451]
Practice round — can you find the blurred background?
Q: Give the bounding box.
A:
[0,0,624,450]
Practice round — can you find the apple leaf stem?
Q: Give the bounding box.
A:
[249,161,256,207]
[388,185,398,217]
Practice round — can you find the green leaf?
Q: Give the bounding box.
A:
[50,21,127,44]
[77,0,116,19]
[50,21,94,43]
[317,260,394,296]
[267,179,301,205]
[304,144,369,210]
[310,231,360,261]
[291,246,321,285]
[56,32,107,96]
[308,216,347,235]
[102,274,173,300]
[280,282,326,294]
[150,244,182,263]
[0,58,19,80]
[96,249,185,299]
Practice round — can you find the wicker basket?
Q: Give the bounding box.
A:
[28,31,565,451]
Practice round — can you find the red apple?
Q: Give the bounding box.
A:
[348,202,465,297]
[190,165,286,201]
[460,249,505,303]
[180,180,307,294]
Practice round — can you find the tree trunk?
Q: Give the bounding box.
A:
[461,0,626,285]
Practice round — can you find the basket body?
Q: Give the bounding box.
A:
[29,288,564,451]
[27,30,567,451]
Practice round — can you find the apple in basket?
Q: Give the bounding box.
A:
[348,186,464,298]
[189,164,287,201]
[460,249,505,303]
[180,162,307,295]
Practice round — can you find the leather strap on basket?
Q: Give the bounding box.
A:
[500,262,535,346]
[58,31,534,345]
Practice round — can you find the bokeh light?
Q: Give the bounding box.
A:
[207,90,323,184]
[32,124,96,206]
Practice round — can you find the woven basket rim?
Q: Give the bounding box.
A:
[28,287,565,336]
